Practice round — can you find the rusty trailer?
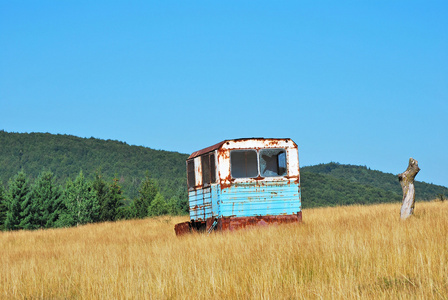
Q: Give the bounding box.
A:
[175,138,302,235]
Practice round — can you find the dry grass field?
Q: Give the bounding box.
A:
[1,201,447,299]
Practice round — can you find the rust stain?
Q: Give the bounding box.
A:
[176,212,302,236]
[189,141,226,159]
[219,173,234,190]
[174,221,191,236]
[217,147,229,160]
[218,213,302,231]
[284,174,300,185]
[190,138,296,160]
[265,140,281,147]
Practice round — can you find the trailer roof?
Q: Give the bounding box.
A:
[188,138,293,160]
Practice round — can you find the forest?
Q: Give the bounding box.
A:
[1,131,447,231]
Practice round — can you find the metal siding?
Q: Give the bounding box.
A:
[211,184,220,217]
[219,180,301,218]
[189,186,216,221]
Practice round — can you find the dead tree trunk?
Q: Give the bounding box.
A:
[398,158,420,220]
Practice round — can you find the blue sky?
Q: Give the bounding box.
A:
[1,1,447,187]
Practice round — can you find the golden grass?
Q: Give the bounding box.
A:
[1,201,447,299]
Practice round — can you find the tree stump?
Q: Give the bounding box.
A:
[398,158,420,219]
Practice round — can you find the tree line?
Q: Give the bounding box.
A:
[301,162,448,206]
[2,133,447,228]
[0,169,187,231]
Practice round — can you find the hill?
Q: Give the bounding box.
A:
[1,131,446,211]
[301,163,448,208]
[0,131,189,202]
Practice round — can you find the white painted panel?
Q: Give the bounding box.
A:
[287,148,299,176]
[194,156,202,187]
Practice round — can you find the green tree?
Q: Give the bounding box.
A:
[148,192,168,216]
[167,196,181,215]
[101,177,125,222]
[134,174,158,219]
[31,170,63,228]
[166,190,189,215]
[173,186,188,214]
[19,187,38,230]
[0,185,6,230]
[116,202,136,220]
[59,171,99,227]
[5,171,31,230]
[92,171,110,222]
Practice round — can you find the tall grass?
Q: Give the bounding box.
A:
[1,201,447,299]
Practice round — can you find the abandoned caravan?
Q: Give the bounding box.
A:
[175,138,302,235]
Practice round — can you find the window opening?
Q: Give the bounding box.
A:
[259,149,287,177]
[187,160,195,189]
[230,150,258,178]
[210,153,216,183]
[201,152,216,185]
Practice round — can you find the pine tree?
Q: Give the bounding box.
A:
[92,171,110,222]
[5,171,31,230]
[134,174,158,219]
[31,170,63,228]
[148,192,168,216]
[19,187,36,230]
[116,201,136,220]
[0,185,7,230]
[60,171,100,227]
[108,178,125,221]
[167,196,182,215]
[98,177,124,222]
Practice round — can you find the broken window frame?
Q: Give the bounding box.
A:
[259,148,287,177]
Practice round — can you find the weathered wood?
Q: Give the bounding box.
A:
[398,158,420,219]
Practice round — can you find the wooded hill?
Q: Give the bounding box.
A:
[301,163,447,208]
[0,131,188,203]
[1,131,447,210]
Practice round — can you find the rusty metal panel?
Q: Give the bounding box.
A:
[174,221,191,236]
[217,212,302,231]
[176,212,302,235]
[220,139,296,153]
[188,141,226,159]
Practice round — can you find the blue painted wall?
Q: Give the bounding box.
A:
[189,180,301,221]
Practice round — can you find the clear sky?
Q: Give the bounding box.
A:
[1,1,447,187]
